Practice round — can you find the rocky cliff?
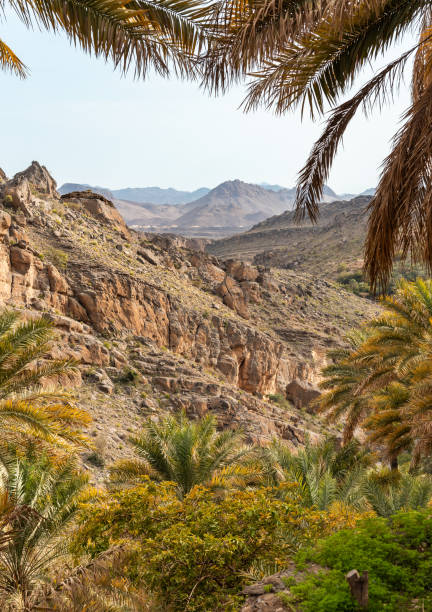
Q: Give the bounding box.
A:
[0,162,377,473]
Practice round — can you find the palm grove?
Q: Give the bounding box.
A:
[3,0,432,609]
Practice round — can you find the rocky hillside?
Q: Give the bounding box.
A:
[0,162,377,480]
[208,196,371,279]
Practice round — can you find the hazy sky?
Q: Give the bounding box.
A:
[1,13,414,192]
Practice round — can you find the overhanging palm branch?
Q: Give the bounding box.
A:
[4,0,216,80]
[204,0,432,287]
[202,0,330,94]
[0,39,27,78]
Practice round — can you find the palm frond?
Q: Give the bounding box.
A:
[295,45,416,222]
[0,39,27,78]
[8,0,213,79]
[243,0,425,116]
[364,79,432,290]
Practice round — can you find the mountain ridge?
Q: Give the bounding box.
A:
[60,179,350,238]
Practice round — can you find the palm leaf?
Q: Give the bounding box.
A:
[0,39,27,78]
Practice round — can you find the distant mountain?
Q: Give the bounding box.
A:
[207,196,372,277]
[360,187,376,196]
[59,179,362,239]
[322,185,339,198]
[111,186,210,205]
[59,183,209,206]
[170,180,299,235]
[258,182,290,192]
[258,183,337,198]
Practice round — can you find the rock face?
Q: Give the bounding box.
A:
[286,380,321,409]
[13,161,58,198]
[0,168,7,183]
[0,243,283,395]
[0,162,376,457]
[217,274,250,319]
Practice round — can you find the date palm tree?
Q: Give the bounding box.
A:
[0,450,89,611]
[319,280,432,466]
[365,382,412,471]
[362,468,432,517]
[1,0,213,80]
[261,435,370,510]
[110,411,260,497]
[203,0,432,289]
[317,329,383,443]
[0,309,89,450]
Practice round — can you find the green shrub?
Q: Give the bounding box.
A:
[118,367,139,384]
[268,393,292,410]
[86,451,105,468]
[72,481,364,612]
[288,511,432,611]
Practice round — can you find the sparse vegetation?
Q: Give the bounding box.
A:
[118,366,139,384]
[42,245,69,270]
[268,393,293,410]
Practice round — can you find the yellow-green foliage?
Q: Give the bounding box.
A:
[72,479,368,611]
[42,246,69,270]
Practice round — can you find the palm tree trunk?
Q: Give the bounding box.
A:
[390,456,398,471]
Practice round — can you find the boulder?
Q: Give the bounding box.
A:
[61,190,129,235]
[9,225,28,244]
[10,246,33,274]
[226,259,259,282]
[240,280,261,304]
[47,264,69,294]
[241,564,324,611]
[3,178,32,214]
[137,248,159,266]
[0,211,11,235]
[2,161,58,217]
[285,379,320,409]
[217,274,250,319]
[0,168,7,183]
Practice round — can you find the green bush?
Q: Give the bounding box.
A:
[72,481,364,611]
[268,393,292,409]
[288,510,432,611]
[118,367,139,384]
